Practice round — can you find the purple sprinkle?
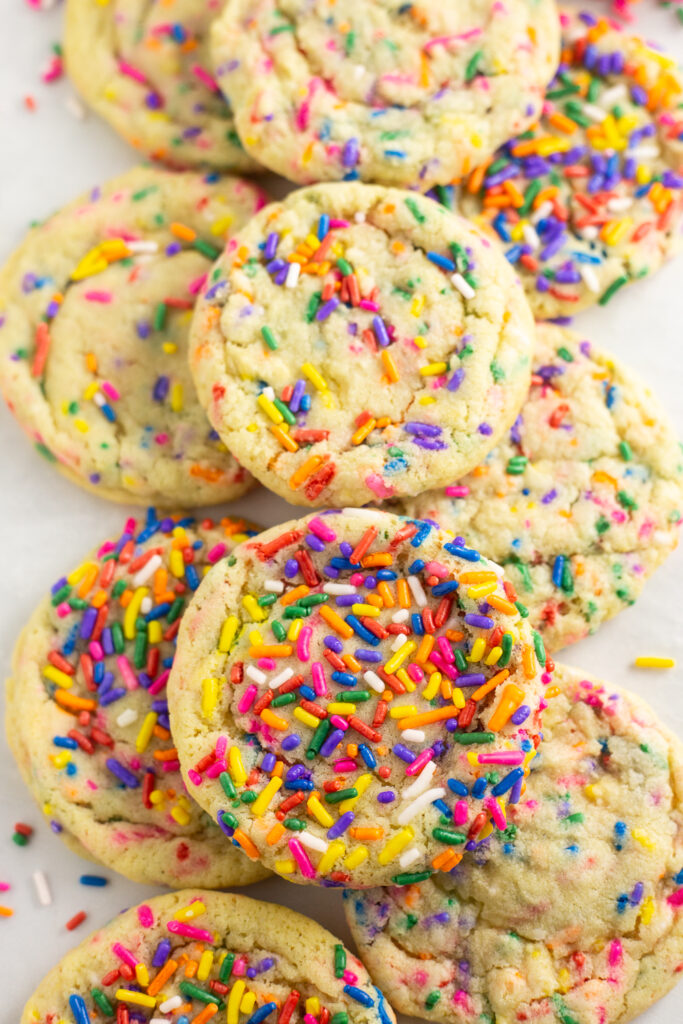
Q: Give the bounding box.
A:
[464,613,494,629]
[316,297,340,320]
[106,758,139,787]
[448,367,465,392]
[327,811,355,839]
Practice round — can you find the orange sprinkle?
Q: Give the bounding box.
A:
[267,822,286,845]
[280,585,309,607]
[193,1004,219,1024]
[470,669,510,702]
[398,705,463,731]
[54,689,96,712]
[377,581,395,607]
[271,425,299,452]
[381,349,399,382]
[233,829,260,859]
[319,604,354,638]
[290,455,326,489]
[362,552,393,568]
[148,959,179,997]
[349,827,384,841]
[488,683,525,732]
[170,222,197,242]
[396,578,411,608]
[522,645,537,679]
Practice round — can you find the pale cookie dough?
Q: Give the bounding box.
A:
[21,889,395,1024]
[6,511,270,889]
[453,10,683,317]
[64,0,258,170]
[189,183,536,508]
[168,508,550,889]
[344,663,683,1024]
[210,0,560,188]
[0,166,266,506]
[394,323,683,653]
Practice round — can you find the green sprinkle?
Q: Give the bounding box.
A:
[404,197,426,224]
[334,943,347,978]
[426,992,441,1009]
[564,812,584,824]
[551,995,579,1024]
[344,31,355,55]
[133,631,147,669]
[153,302,167,331]
[465,49,483,81]
[557,346,574,362]
[220,811,239,830]
[498,632,513,667]
[331,1014,349,1024]
[261,326,278,350]
[336,257,353,277]
[595,515,610,534]
[599,275,629,306]
[324,787,358,804]
[391,870,433,885]
[12,833,28,846]
[271,692,297,708]
[306,718,331,760]
[506,455,528,475]
[91,989,114,1016]
[283,818,307,830]
[283,605,311,619]
[179,982,225,1009]
[305,291,322,322]
[617,490,638,511]
[273,397,296,425]
[300,592,330,607]
[219,772,236,799]
[271,620,287,641]
[167,597,185,623]
[219,952,235,982]
[112,622,125,654]
[257,592,278,607]
[51,584,71,606]
[451,732,494,744]
[454,649,467,672]
[514,600,529,618]
[519,179,542,217]
[619,440,632,461]
[269,23,295,34]
[432,827,466,845]
[241,790,257,804]
[533,631,546,668]
[193,238,220,260]
[35,442,57,462]
[405,913,418,929]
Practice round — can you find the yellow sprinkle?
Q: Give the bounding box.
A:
[344,846,368,869]
[173,900,206,921]
[307,794,334,828]
[123,587,147,640]
[634,657,675,669]
[419,362,448,376]
[631,828,655,851]
[287,618,303,641]
[351,603,380,617]
[197,950,214,982]
[377,827,414,865]
[326,702,356,714]
[422,672,441,701]
[242,595,266,621]
[218,615,239,652]
[410,295,425,316]
[396,668,415,692]
[557,967,571,994]
[640,896,655,925]
[389,705,418,719]
[306,998,321,1017]
[413,336,427,349]
[485,646,502,666]
[301,362,328,391]
[241,992,256,1015]
[467,637,486,663]
[170,382,183,413]
[43,665,74,689]
[135,712,157,753]
[293,707,320,730]
[257,393,284,424]
[147,621,162,645]
[385,641,416,674]
[83,381,99,402]
[467,582,497,600]
[162,342,177,354]
[340,772,372,813]
[115,991,155,1008]
[201,678,219,720]
[228,746,247,786]
[317,840,346,874]
[134,964,149,987]
[169,549,185,578]
[51,751,71,769]
[171,805,191,826]
[211,215,234,236]
[451,687,465,709]
[418,396,436,405]
[275,859,296,874]
[73,418,90,433]
[228,979,246,1024]
[251,777,283,817]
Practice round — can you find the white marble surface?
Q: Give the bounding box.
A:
[1,0,683,1019]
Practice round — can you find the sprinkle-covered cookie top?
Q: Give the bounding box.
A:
[189,183,536,508]
[397,322,683,652]
[21,889,394,1024]
[344,664,683,1024]
[0,167,266,505]
[7,511,267,889]
[210,0,560,188]
[64,0,257,170]
[168,509,551,888]
[449,10,683,316]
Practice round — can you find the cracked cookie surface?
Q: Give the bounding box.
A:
[344,663,683,1024]
[0,166,266,505]
[393,323,683,653]
[6,511,269,888]
[189,183,535,508]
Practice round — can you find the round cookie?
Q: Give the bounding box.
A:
[452,10,683,317]
[189,182,536,508]
[21,889,395,1024]
[210,0,560,189]
[6,510,270,889]
[168,508,550,889]
[393,322,683,653]
[0,166,266,506]
[64,0,257,171]
[344,663,683,1024]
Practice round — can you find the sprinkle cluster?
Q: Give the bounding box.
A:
[174,510,552,887]
[446,11,683,314]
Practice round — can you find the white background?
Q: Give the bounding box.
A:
[1,1,683,1019]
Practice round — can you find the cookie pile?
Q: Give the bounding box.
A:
[2,4,683,1024]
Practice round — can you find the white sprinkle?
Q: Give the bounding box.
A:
[401,729,426,743]
[398,846,421,869]
[451,272,475,300]
[140,596,153,615]
[582,102,609,123]
[364,670,385,693]
[521,224,540,251]
[65,94,86,119]
[93,391,106,407]
[531,200,552,225]
[159,996,183,1013]
[599,83,627,108]
[341,507,384,520]
[580,225,599,242]
[607,197,633,213]
[323,583,357,595]
[401,760,437,802]
[354,212,367,223]
[263,579,285,593]
[628,144,659,161]
[353,64,366,79]
[407,575,427,607]
[127,240,158,254]
[246,665,267,685]
[32,870,51,907]
[299,832,329,853]
[390,633,408,652]
[133,554,163,588]
[579,263,600,293]
[269,667,294,689]
[263,385,276,401]
[391,609,410,623]
[396,787,447,825]
[116,708,138,728]
[285,262,301,288]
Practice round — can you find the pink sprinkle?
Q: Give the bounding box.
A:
[101,381,120,402]
[342,970,358,984]
[238,684,258,714]
[83,291,112,303]
[424,561,449,579]
[308,517,336,542]
[97,540,118,558]
[257,658,276,671]
[445,485,470,498]
[188,273,208,295]
[88,641,104,661]
[329,219,350,229]
[188,769,202,787]
[359,300,380,312]
[608,939,623,966]
[304,1015,318,1024]
[477,751,525,766]
[208,543,227,563]
[428,651,458,680]
[232,958,247,977]
[333,759,358,772]
[363,473,395,500]
[117,655,138,691]
[148,669,170,695]
[484,796,506,831]
[56,602,71,618]
[0,882,9,892]
[329,715,349,731]
[424,28,482,51]
[118,59,148,84]
[437,636,454,662]
[137,904,154,927]
[206,760,228,779]
[667,888,683,907]
[41,55,63,83]
[407,664,424,683]
[155,433,169,445]
[167,921,213,941]
[288,838,317,878]
[406,749,434,776]
[191,63,219,92]
[453,800,468,826]
[297,626,312,662]
[215,736,228,759]
[112,943,139,968]
[160,759,180,772]
[349,572,364,586]
[311,662,328,697]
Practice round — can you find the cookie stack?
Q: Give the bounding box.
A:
[3,4,683,1024]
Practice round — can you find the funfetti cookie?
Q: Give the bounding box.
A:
[64,0,258,171]
[0,167,266,506]
[210,0,560,189]
[189,183,536,508]
[394,323,683,653]
[452,10,683,317]
[6,511,270,889]
[344,663,683,1024]
[21,889,396,1024]
[168,508,551,889]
